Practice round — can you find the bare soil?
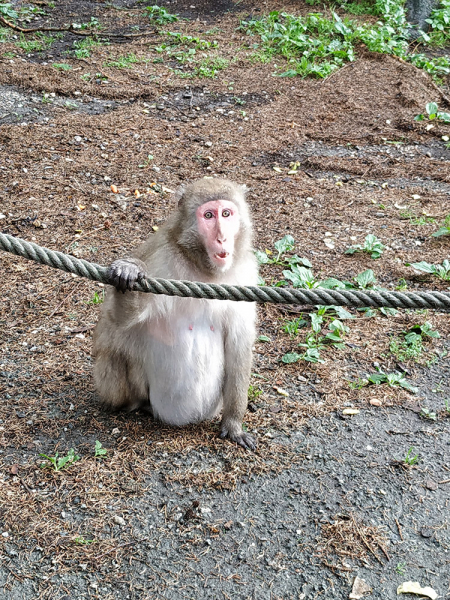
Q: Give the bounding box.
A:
[0,1,449,599]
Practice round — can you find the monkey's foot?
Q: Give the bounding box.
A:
[108,259,147,292]
[219,424,257,450]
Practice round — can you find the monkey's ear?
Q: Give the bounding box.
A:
[239,184,249,196]
[173,184,186,207]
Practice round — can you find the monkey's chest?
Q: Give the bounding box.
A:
[144,315,225,426]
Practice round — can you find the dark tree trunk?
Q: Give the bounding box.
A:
[406,0,438,31]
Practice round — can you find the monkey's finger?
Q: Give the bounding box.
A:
[220,429,257,451]
[236,433,257,451]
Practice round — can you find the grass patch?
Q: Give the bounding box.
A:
[146,4,179,25]
[15,32,60,53]
[240,1,450,79]
[52,62,72,71]
[419,0,450,47]
[106,53,142,68]
[179,56,229,78]
[72,37,105,59]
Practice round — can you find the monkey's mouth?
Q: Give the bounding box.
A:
[212,251,231,267]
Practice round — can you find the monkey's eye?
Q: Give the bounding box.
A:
[204,211,214,219]
[222,209,231,218]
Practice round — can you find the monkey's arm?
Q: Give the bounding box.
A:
[108,257,148,292]
[219,309,257,450]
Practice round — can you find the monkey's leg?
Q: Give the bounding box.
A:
[219,334,256,450]
[94,351,149,411]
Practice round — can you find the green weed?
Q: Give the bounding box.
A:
[73,535,95,545]
[240,4,450,80]
[399,208,436,225]
[72,37,104,59]
[407,259,450,281]
[390,321,440,363]
[53,63,72,71]
[420,407,437,420]
[86,290,105,305]
[15,32,58,52]
[345,234,385,259]
[432,214,450,237]
[248,385,263,401]
[366,370,418,393]
[419,0,450,47]
[72,17,101,30]
[283,316,308,337]
[185,56,229,78]
[94,440,107,457]
[106,53,142,68]
[40,448,80,471]
[0,3,17,20]
[415,101,450,123]
[282,315,349,364]
[146,5,179,24]
[402,446,419,465]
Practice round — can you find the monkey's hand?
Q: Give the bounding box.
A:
[108,258,148,292]
[220,421,257,451]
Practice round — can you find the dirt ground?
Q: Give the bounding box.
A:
[0,0,450,598]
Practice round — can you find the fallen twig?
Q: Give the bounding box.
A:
[0,15,156,39]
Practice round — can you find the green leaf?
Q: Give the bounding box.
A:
[255,250,270,264]
[404,332,422,344]
[368,373,387,385]
[319,277,346,289]
[283,265,315,288]
[258,335,271,342]
[282,352,302,363]
[303,348,325,363]
[414,114,425,121]
[288,255,312,268]
[310,313,323,332]
[355,269,376,288]
[398,379,418,393]
[379,307,398,316]
[332,306,354,319]
[329,319,349,333]
[274,234,295,255]
[432,227,450,237]
[419,322,440,338]
[437,111,450,122]
[94,440,107,457]
[426,102,438,116]
[408,261,436,274]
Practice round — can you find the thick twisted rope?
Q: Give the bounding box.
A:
[1,232,450,310]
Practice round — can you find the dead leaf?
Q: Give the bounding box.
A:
[10,464,18,475]
[370,399,382,407]
[349,576,372,599]
[273,386,289,397]
[397,581,438,599]
[425,480,438,491]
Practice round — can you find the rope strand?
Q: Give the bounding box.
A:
[1,232,450,310]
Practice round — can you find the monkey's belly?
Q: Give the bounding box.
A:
[144,321,224,426]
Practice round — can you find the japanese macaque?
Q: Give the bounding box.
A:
[92,178,258,449]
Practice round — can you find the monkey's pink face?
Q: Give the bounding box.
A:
[196,200,240,270]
